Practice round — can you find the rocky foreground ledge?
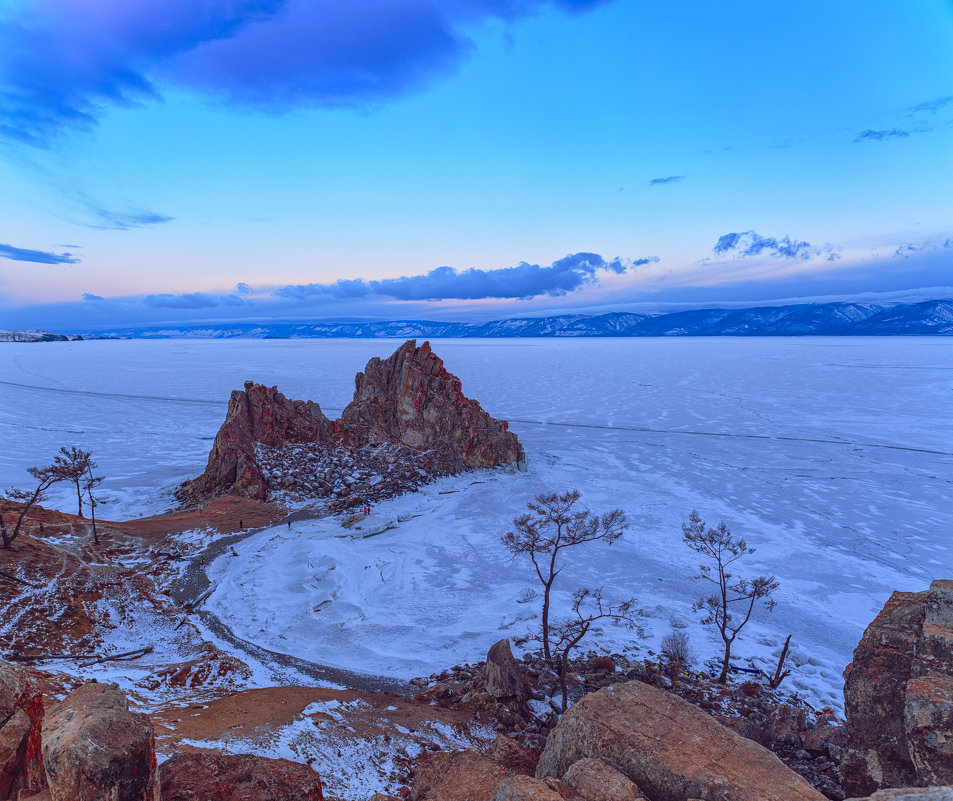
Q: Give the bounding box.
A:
[176,339,525,509]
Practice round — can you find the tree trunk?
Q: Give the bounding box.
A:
[542,581,553,662]
[718,638,731,684]
[559,652,569,711]
[75,481,84,517]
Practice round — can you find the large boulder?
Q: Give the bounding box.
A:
[41,682,158,801]
[411,749,511,801]
[842,580,953,795]
[160,751,324,800]
[491,775,563,801]
[562,757,647,801]
[0,663,44,800]
[483,639,526,699]
[535,680,824,801]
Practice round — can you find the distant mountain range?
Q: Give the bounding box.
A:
[8,299,953,341]
[0,329,83,342]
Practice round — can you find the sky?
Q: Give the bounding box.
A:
[0,0,951,330]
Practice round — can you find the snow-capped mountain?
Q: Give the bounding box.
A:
[81,299,953,339]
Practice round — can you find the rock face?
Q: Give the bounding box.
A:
[410,749,511,801]
[341,340,523,473]
[0,663,44,801]
[41,682,158,801]
[483,639,526,700]
[535,680,825,801]
[841,580,953,796]
[179,340,524,504]
[562,758,647,801]
[160,752,324,801]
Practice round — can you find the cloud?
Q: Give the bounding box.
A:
[648,175,685,186]
[854,128,910,143]
[275,251,648,302]
[143,292,246,309]
[713,231,817,260]
[0,242,81,264]
[0,0,616,147]
[236,282,253,294]
[82,208,174,231]
[82,293,104,301]
[910,96,953,116]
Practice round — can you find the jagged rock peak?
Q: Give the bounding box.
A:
[341,340,524,472]
[178,340,524,505]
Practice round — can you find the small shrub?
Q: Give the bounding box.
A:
[739,680,762,698]
[590,655,615,673]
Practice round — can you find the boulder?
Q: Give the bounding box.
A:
[562,758,647,801]
[484,640,526,699]
[842,580,953,795]
[41,682,158,801]
[160,752,324,801]
[0,663,44,800]
[491,775,564,801]
[487,735,535,774]
[535,680,824,801]
[411,749,511,801]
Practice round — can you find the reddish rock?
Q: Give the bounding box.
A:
[842,580,953,795]
[180,340,524,504]
[491,774,563,801]
[487,735,535,775]
[562,758,647,801]
[535,680,824,801]
[845,790,953,800]
[411,749,511,801]
[341,340,523,473]
[160,751,324,801]
[0,662,45,801]
[41,682,158,801]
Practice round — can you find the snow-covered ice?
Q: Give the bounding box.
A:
[1,337,950,710]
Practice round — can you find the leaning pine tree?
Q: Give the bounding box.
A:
[682,511,779,684]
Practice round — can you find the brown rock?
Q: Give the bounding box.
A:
[41,682,158,801]
[562,758,647,801]
[0,663,44,801]
[180,340,524,504]
[411,749,511,801]
[535,680,824,801]
[842,580,953,795]
[492,775,564,801]
[484,640,526,700]
[160,751,324,801]
[341,340,524,473]
[487,735,535,774]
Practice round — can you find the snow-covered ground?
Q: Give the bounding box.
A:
[1,337,950,710]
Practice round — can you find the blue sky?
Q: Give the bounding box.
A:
[1,0,951,329]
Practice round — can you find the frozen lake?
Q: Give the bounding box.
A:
[1,337,950,709]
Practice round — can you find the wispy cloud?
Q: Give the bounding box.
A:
[713,230,822,260]
[648,175,685,186]
[82,293,104,301]
[854,128,910,143]
[275,252,650,302]
[0,0,617,147]
[0,242,81,264]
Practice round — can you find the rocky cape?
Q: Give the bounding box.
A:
[176,339,525,508]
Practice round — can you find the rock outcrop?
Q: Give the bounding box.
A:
[160,752,324,801]
[841,580,953,796]
[483,639,526,700]
[846,790,953,800]
[41,682,158,801]
[535,679,825,801]
[179,340,524,505]
[410,749,512,801]
[0,663,44,800]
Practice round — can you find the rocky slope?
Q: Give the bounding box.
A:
[178,340,524,506]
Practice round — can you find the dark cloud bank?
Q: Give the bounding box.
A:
[0,0,614,147]
[0,242,80,264]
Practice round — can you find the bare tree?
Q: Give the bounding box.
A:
[769,634,792,689]
[3,464,60,549]
[660,629,696,689]
[502,489,628,661]
[682,511,779,684]
[51,447,95,517]
[547,587,641,711]
[83,467,106,545]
